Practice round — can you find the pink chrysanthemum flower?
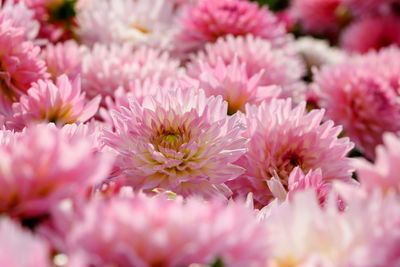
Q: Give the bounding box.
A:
[312,47,400,159]
[0,217,50,266]
[11,75,100,128]
[76,0,176,48]
[102,88,247,198]
[187,35,305,98]
[43,40,84,81]
[0,0,39,40]
[0,124,113,219]
[82,44,180,102]
[340,16,400,53]
[60,192,269,267]
[0,18,48,114]
[354,133,400,195]
[21,0,78,42]
[176,0,287,53]
[227,99,354,207]
[182,57,281,114]
[290,0,349,36]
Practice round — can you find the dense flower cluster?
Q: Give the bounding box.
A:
[0,0,399,266]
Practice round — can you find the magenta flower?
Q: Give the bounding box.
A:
[176,0,287,53]
[0,18,48,114]
[227,99,354,207]
[61,192,269,267]
[0,217,50,266]
[182,56,281,114]
[11,75,100,128]
[0,124,113,219]
[312,47,400,159]
[340,16,400,53]
[187,35,305,98]
[102,88,247,198]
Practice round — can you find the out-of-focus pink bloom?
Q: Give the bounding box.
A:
[176,0,287,53]
[0,18,48,114]
[0,217,50,266]
[11,75,100,128]
[187,35,305,98]
[21,0,78,42]
[227,99,354,207]
[81,44,180,102]
[43,40,84,81]
[312,47,400,159]
[0,0,39,40]
[76,0,176,48]
[290,0,349,36]
[182,56,281,114]
[60,192,269,267]
[342,0,394,17]
[0,124,113,219]
[354,133,400,195]
[340,16,400,53]
[102,88,247,198]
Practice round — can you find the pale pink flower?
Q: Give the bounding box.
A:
[227,99,354,207]
[340,16,400,53]
[176,0,287,53]
[0,18,48,114]
[354,133,400,195]
[0,0,39,40]
[43,40,84,81]
[82,44,180,102]
[102,88,247,198]
[187,35,305,98]
[182,56,281,114]
[0,217,50,266]
[290,0,349,35]
[11,75,100,128]
[76,0,176,48]
[61,192,269,267]
[0,124,113,219]
[312,47,400,159]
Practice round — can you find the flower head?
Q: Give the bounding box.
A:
[61,192,269,267]
[103,88,247,198]
[0,124,113,219]
[11,75,100,128]
[312,47,400,159]
[187,35,305,98]
[182,56,281,114]
[176,0,287,53]
[227,99,354,207]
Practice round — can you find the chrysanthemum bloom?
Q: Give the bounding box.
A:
[82,44,180,102]
[60,192,270,267]
[11,75,100,129]
[340,15,400,53]
[290,0,350,36]
[354,133,400,195]
[187,35,305,97]
[0,124,113,220]
[0,0,39,40]
[227,99,354,207]
[176,0,287,54]
[0,18,48,114]
[43,40,84,81]
[102,88,247,198]
[182,57,281,114]
[0,217,50,266]
[312,47,400,159]
[20,0,78,42]
[76,0,176,48]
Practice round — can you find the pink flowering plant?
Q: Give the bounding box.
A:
[0,0,399,266]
